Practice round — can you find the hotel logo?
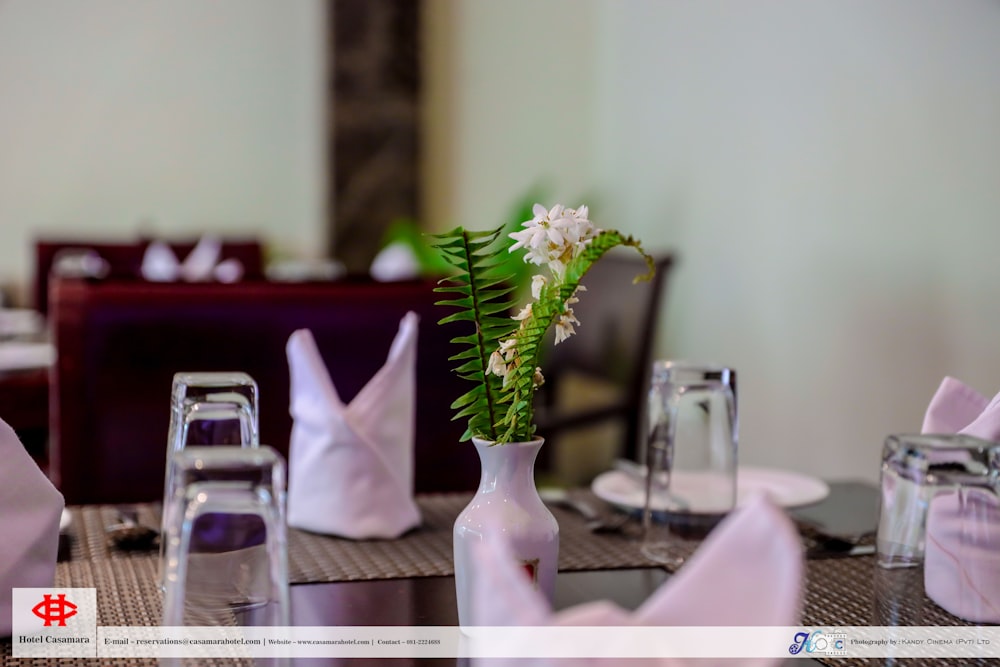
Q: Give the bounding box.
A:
[32,594,78,627]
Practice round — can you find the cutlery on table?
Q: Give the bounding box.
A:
[539,489,631,534]
[797,521,875,559]
[105,508,159,551]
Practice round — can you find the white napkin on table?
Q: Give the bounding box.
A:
[285,312,421,539]
[0,416,64,635]
[141,236,244,283]
[468,495,803,667]
[921,376,1000,622]
[922,376,1000,440]
[370,241,421,282]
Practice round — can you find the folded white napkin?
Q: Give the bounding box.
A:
[285,313,421,539]
[141,236,244,283]
[921,376,1000,622]
[469,495,803,666]
[922,376,1000,441]
[0,417,64,635]
[925,487,1000,623]
[370,241,421,282]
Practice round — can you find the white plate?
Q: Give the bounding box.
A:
[591,466,830,513]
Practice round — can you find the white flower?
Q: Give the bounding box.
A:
[508,204,557,266]
[509,203,601,274]
[566,285,586,306]
[533,367,545,388]
[531,274,548,300]
[554,306,580,345]
[497,337,518,362]
[487,349,508,377]
[512,303,533,321]
[547,258,567,281]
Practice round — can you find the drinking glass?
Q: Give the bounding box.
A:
[877,433,1000,624]
[641,362,737,567]
[877,433,1000,568]
[167,372,259,448]
[160,372,260,584]
[161,446,288,625]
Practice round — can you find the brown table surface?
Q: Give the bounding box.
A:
[4,482,994,667]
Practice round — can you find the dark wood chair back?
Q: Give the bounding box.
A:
[534,250,675,465]
[48,277,478,504]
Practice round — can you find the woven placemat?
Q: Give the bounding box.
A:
[60,493,662,583]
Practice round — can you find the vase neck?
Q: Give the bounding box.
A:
[472,439,543,495]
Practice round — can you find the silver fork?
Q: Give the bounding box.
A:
[539,489,631,534]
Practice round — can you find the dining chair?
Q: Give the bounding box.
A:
[532,250,675,478]
[47,276,477,504]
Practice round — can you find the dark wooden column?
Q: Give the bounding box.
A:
[328,0,421,273]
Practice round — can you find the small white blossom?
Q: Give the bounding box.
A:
[533,367,545,388]
[531,274,548,300]
[554,307,580,345]
[548,258,566,281]
[497,337,518,362]
[512,303,533,321]
[487,349,508,377]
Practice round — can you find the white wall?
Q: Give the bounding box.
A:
[0,0,327,304]
[422,0,600,231]
[423,0,1000,482]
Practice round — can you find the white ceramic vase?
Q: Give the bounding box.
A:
[453,437,559,626]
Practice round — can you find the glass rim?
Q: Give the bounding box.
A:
[171,445,285,470]
[884,433,1000,453]
[651,360,734,373]
[651,360,736,386]
[172,371,259,388]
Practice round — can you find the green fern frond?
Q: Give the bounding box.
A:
[432,226,519,441]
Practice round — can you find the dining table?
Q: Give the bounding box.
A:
[2,479,988,667]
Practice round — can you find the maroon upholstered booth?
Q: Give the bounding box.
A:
[48,277,478,504]
[34,237,264,314]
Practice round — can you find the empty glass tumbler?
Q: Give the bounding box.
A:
[642,362,738,566]
[877,433,1000,623]
[167,371,260,448]
[877,433,1000,568]
[161,446,288,624]
[160,372,260,584]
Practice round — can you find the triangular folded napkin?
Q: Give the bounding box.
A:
[285,313,421,539]
[140,236,244,283]
[922,376,1000,441]
[0,417,64,636]
[921,377,1000,622]
[469,495,803,667]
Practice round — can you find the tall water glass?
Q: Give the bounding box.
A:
[160,372,260,585]
[161,446,288,622]
[642,362,737,567]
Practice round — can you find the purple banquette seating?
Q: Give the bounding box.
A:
[48,277,478,504]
